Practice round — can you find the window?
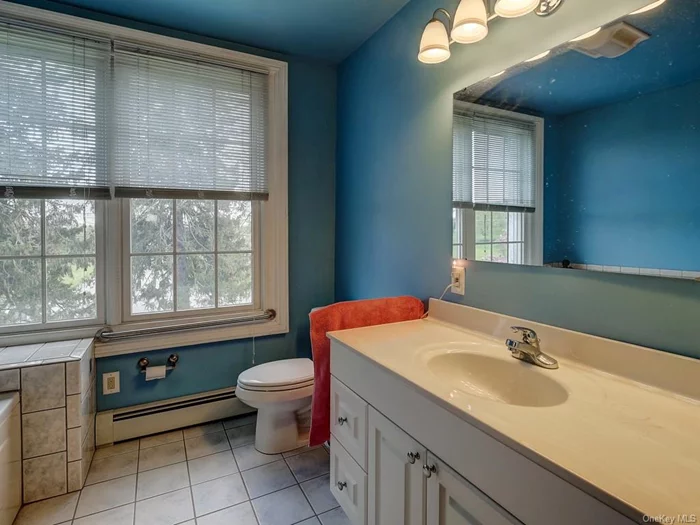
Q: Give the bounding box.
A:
[452,101,543,265]
[0,199,101,328]
[0,4,288,350]
[126,199,257,317]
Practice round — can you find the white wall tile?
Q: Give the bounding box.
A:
[659,269,683,278]
[22,408,67,459]
[0,344,41,366]
[0,369,19,392]
[21,363,66,413]
[66,361,80,396]
[32,341,79,360]
[68,460,83,492]
[68,427,82,462]
[23,452,67,503]
[67,394,80,429]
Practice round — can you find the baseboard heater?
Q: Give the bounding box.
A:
[96,387,255,446]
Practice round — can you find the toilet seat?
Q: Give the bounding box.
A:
[237,358,314,392]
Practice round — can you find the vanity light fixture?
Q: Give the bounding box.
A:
[569,27,602,42]
[418,0,565,64]
[630,0,666,15]
[418,9,452,64]
[525,50,551,62]
[494,0,539,18]
[452,0,489,44]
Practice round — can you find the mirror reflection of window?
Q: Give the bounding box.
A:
[452,102,543,265]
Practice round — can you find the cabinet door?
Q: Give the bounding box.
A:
[426,453,521,525]
[368,407,426,525]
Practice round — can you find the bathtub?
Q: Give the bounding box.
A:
[0,393,20,525]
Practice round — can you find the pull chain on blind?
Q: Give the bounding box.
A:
[453,109,536,213]
[0,23,111,199]
[112,44,269,200]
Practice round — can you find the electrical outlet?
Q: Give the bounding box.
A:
[451,266,466,295]
[103,372,120,395]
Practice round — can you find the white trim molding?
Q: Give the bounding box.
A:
[0,2,290,354]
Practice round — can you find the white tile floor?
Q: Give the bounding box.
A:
[14,414,349,525]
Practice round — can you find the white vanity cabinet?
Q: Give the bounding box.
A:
[425,453,520,525]
[330,376,522,525]
[367,407,425,525]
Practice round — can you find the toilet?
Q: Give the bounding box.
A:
[236,358,314,454]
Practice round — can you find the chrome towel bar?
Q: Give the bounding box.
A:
[96,309,276,343]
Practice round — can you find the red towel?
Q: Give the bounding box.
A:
[308,296,425,446]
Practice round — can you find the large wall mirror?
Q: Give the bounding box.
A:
[452,0,699,281]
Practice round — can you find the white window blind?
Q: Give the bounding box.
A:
[453,109,536,212]
[112,44,269,200]
[0,22,110,199]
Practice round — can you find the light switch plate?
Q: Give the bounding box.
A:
[451,266,466,295]
[103,372,120,395]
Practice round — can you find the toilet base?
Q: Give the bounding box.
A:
[254,405,309,454]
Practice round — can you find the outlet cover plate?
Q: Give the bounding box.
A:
[103,371,120,395]
[451,267,466,295]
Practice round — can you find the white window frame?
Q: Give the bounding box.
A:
[452,100,544,266]
[0,3,289,355]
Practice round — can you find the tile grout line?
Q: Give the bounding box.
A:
[184,449,198,524]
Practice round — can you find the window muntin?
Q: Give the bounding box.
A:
[0,199,101,328]
[125,199,258,319]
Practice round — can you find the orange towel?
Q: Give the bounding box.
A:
[308,296,425,446]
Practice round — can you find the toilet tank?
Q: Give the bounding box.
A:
[0,393,20,525]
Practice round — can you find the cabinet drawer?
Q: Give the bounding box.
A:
[331,436,367,525]
[331,375,368,469]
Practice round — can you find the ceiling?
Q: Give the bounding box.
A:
[471,0,700,115]
[15,0,411,63]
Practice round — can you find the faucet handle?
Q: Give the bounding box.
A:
[511,326,538,344]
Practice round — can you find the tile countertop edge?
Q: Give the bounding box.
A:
[0,338,94,371]
[327,332,645,523]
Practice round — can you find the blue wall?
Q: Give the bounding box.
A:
[8,1,337,410]
[336,0,700,359]
[545,79,700,270]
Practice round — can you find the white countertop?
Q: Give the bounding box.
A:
[328,312,700,519]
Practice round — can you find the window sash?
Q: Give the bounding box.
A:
[0,199,105,332]
[120,199,262,323]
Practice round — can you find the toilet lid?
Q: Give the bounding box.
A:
[238,358,314,389]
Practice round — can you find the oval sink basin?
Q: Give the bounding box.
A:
[426,353,568,407]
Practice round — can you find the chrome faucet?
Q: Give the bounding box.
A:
[505,327,559,370]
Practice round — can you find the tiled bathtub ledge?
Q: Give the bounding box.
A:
[0,338,94,372]
[0,338,97,504]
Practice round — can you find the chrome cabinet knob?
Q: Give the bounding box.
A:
[337,416,348,426]
[422,464,437,478]
[407,452,421,464]
[337,481,347,491]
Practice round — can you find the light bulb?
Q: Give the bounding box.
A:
[630,0,667,15]
[494,0,539,18]
[490,70,506,78]
[569,27,602,43]
[418,18,451,64]
[525,50,551,62]
[452,0,489,44]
